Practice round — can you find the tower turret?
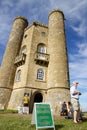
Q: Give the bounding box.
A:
[0,16,28,109]
[47,9,70,113]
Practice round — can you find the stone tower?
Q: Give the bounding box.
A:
[0,17,28,109]
[0,9,70,114]
[46,10,70,113]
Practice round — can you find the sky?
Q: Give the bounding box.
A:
[0,0,87,111]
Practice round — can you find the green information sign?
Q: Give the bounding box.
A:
[31,103,55,130]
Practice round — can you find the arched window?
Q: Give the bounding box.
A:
[15,70,21,81]
[21,45,27,54]
[37,44,46,53]
[37,68,44,80]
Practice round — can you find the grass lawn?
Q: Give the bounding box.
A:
[0,110,87,130]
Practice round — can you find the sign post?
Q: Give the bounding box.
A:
[31,103,55,130]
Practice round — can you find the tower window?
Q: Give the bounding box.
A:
[37,68,44,80]
[15,70,21,81]
[21,45,27,54]
[37,44,46,53]
[24,34,27,38]
[41,32,45,36]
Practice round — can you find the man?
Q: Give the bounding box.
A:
[70,81,81,123]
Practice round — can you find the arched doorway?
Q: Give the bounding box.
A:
[34,93,43,103]
[29,92,43,113]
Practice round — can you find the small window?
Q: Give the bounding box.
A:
[24,93,29,96]
[21,46,26,54]
[15,70,21,81]
[37,44,46,53]
[37,68,44,80]
[24,34,27,38]
[41,32,45,36]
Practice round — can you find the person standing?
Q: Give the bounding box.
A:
[23,93,29,114]
[23,94,29,107]
[70,81,82,123]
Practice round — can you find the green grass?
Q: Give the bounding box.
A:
[0,109,18,114]
[0,111,87,130]
[0,116,87,130]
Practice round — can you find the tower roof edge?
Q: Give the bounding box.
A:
[48,9,64,19]
[14,16,28,25]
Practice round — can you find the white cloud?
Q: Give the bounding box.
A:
[78,42,87,57]
[66,0,87,38]
[69,40,87,85]
[80,91,87,111]
[69,62,87,81]
[52,0,87,38]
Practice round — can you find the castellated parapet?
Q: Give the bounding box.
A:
[0,9,70,115]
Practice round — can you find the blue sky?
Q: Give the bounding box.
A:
[0,0,87,111]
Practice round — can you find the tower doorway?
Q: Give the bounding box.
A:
[29,92,43,113]
[34,92,43,103]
